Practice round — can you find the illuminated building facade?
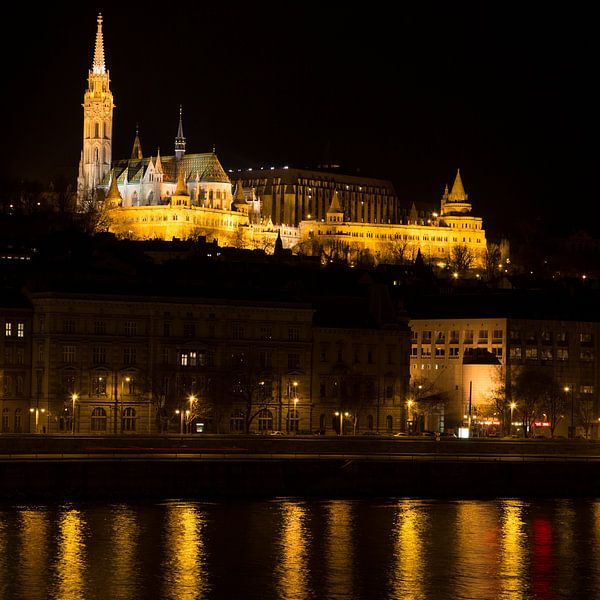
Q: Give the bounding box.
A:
[1,280,409,435]
[410,301,600,437]
[78,15,487,267]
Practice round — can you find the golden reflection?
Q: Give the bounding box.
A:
[0,514,7,595]
[277,503,309,600]
[499,499,527,600]
[392,499,425,600]
[163,503,208,600]
[56,509,86,600]
[19,510,49,600]
[325,501,354,600]
[110,507,139,600]
[454,502,500,599]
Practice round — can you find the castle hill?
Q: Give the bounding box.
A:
[1,13,600,501]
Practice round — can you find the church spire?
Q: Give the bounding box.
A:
[175,105,186,160]
[131,124,143,160]
[92,13,106,74]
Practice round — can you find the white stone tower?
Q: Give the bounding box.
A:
[77,14,114,206]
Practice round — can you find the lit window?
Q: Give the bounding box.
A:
[17,323,24,338]
[5,323,11,337]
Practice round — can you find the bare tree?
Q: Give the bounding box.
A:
[449,244,474,273]
[513,366,562,437]
[484,243,501,281]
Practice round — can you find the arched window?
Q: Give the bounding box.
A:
[386,415,393,432]
[286,409,300,433]
[367,414,374,431]
[257,409,273,432]
[122,407,136,432]
[14,408,22,433]
[2,408,9,432]
[91,407,107,432]
[132,191,139,206]
[95,122,100,138]
[230,409,245,432]
[147,191,154,204]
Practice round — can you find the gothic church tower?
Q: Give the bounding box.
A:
[77,14,114,206]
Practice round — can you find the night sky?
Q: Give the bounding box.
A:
[1,3,594,237]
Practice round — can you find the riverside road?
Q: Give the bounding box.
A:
[2,435,600,500]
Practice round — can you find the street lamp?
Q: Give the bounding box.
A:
[407,399,414,433]
[29,407,46,433]
[187,395,196,433]
[334,411,350,435]
[120,376,131,433]
[71,393,78,434]
[564,386,575,439]
[292,397,299,433]
[510,402,516,436]
[287,381,298,433]
[175,409,184,434]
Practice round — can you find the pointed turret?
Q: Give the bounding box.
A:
[234,180,246,203]
[409,202,418,224]
[170,168,190,207]
[233,180,249,215]
[326,189,344,223]
[175,106,186,160]
[105,171,122,207]
[448,169,468,202]
[155,148,163,173]
[131,125,143,160]
[92,14,106,75]
[174,169,189,197]
[440,169,472,217]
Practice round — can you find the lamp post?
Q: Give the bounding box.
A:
[407,399,414,434]
[29,407,46,433]
[175,409,184,434]
[334,411,349,435]
[287,380,298,433]
[564,386,574,439]
[120,376,131,434]
[292,397,299,433]
[187,395,196,434]
[509,402,516,436]
[71,393,78,434]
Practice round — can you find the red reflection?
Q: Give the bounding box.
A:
[532,518,553,600]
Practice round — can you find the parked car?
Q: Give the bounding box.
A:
[440,432,457,438]
[269,430,286,436]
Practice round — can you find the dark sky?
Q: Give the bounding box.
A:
[1,3,594,237]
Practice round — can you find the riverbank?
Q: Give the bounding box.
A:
[2,435,600,500]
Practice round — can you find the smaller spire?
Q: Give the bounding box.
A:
[234,180,246,203]
[327,189,344,214]
[105,171,122,206]
[174,169,189,197]
[155,147,163,173]
[131,125,143,160]
[175,105,186,160]
[92,14,106,75]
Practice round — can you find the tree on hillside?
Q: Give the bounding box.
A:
[449,244,474,273]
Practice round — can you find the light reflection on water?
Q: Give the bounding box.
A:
[1,498,600,599]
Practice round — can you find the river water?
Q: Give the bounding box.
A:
[0,498,598,599]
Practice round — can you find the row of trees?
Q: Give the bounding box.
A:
[489,366,593,438]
